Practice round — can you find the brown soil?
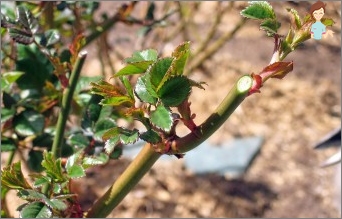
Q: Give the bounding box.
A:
[3,1,341,218]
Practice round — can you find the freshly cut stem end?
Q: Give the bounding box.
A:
[174,75,253,153]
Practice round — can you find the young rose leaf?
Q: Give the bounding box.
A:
[41,151,66,182]
[149,57,173,88]
[94,118,117,141]
[65,151,86,178]
[170,41,190,76]
[260,19,281,36]
[13,110,44,136]
[68,133,90,148]
[104,136,120,154]
[121,76,134,100]
[19,202,52,218]
[115,63,150,76]
[82,153,109,169]
[100,96,133,106]
[17,189,46,201]
[32,175,51,188]
[47,199,67,211]
[124,49,158,63]
[240,1,276,20]
[157,76,191,107]
[286,8,302,30]
[140,129,162,144]
[1,161,32,190]
[16,5,38,34]
[90,80,125,97]
[40,29,60,47]
[259,61,294,82]
[134,74,158,104]
[66,165,85,179]
[150,105,173,132]
[120,128,139,145]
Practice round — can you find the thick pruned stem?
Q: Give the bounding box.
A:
[85,75,253,218]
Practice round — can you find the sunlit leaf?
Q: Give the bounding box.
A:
[104,136,120,154]
[157,76,191,107]
[16,5,38,34]
[94,118,117,141]
[134,74,158,104]
[41,151,66,182]
[149,57,173,88]
[150,105,172,132]
[260,19,280,36]
[121,76,134,100]
[240,1,276,20]
[90,80,125,97]
[19,202,51,218]
[40,29,60,47]
[286,8,301,29]
[100,96,133,106]
[1,161,32,190]
[82,153,109,168]
[124,49,158,63]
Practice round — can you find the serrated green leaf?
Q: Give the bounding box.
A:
[52,183,62,194]
[120,128,139,144]
[9,27,33,45]
[170,41,190,75]
[68,133,89,148]
[157,76,191,107]
[100,96,133,106]
[19,202,52,218]
[104,136,120,154]
[66,165,85,178]
[48,199,67,211]
[17,189,46,201]
[150,105,172,132]
[39,29,60,47]
[16,5,38,34]
[82,153,109,169]
[286,8,301,30]
[124,49,158,63]
[1,161,32,190]
[240,1,275,20]
[94,118,117,141]
[41,151,65,182]
[1,138,17,151]
[140,129,162,144]
[260,19,281,36]
[102,127,121,141]
[121,76,134,100]
[149,57,173,88]
[115,64,146,76]
[13,110,44,136]
[134,74,158,104]
[32,175,51,188]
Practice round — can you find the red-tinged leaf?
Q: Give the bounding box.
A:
[259,61,293,82]
[248,73,262,96]
[90,80,125,97]
[102,127,120,141]
[1,161,32,190]
[100,96,133,106]
[69,34,86,64]
[58,74,69,88]
[286,8,301,30]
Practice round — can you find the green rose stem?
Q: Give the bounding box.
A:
[86,75,253,218]
[51,51,88,158]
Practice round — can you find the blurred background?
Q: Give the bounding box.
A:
[3,1,341,217]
